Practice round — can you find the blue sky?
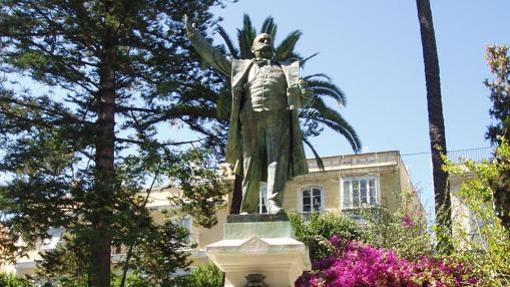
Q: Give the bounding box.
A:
[208,1,510,216]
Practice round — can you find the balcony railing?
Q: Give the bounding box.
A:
[307,151,399,171]
[447,147,493,164]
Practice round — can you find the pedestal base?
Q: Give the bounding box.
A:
[206,217,311,287]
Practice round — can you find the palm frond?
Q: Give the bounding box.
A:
[308,98,361,152]
[216,25,239,58]
[307,79,346,106]
[239,14,257,59]
[300,52,319,67]
[268,25,277,40]
[261,16,274,34]
[260,17,277,40]
[287,52,303,63]
[242,14,255,36]
[238,29,255,59]
[237,29,248,59]
[302,136,325,171]
[303,73,331,81]
[275,30,302,60]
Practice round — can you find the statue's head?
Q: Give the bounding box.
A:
[251,33,274,59]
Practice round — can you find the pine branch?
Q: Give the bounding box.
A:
[0,95,89,125]
[216,25,239,58]
[115,137,204,147]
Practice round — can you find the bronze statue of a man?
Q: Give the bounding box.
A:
[184,16,309,214]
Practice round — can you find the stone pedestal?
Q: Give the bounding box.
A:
[206,215,311,287]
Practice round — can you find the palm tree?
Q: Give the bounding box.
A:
[416,0,452,253]
[215,15,361,213]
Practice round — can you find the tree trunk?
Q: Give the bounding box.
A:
[416,0,452,253]
[90,46,116,286]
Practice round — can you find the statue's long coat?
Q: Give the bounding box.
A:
[226,59,308,179]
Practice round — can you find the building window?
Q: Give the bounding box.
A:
[341,177,378,209]
[179,216,192,231]
[257,183,268,214]
[301,187,323,213]
[40,227,64,251]
[178,216,193,244]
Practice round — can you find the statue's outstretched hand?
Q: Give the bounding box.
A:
[183,14,195,36]
[182,14,231,76]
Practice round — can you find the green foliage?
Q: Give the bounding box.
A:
[111,274,150,287]
[287,199,431,262]
[124,220,192,286]
[36,233,91,284]
[171,263,223,287]
[288,212,364,261]
[0,273,30,287]
[27,273,150,287]
[169,150,228,228]
[484,45,510,230]
[360,207,433,260]
[444,143,510,286]
[46,276,89,287]
[485,46,510,145]
[420,45,510,286]
[288,193,432,262]
[0,0,228,284]
[32,148,225,285]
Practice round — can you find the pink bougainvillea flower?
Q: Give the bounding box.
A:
[296,238,478,287]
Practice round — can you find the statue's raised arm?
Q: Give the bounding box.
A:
[184,14,231,77]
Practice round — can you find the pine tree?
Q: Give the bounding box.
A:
[0,1,226,285]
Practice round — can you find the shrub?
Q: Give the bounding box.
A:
[111,274,150,287]
[444,143,510,286]
[0,273,31,287]
[288,212,365,261]
[296,236,478,287]
[361,206,433,260]
[171,263,223,287]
